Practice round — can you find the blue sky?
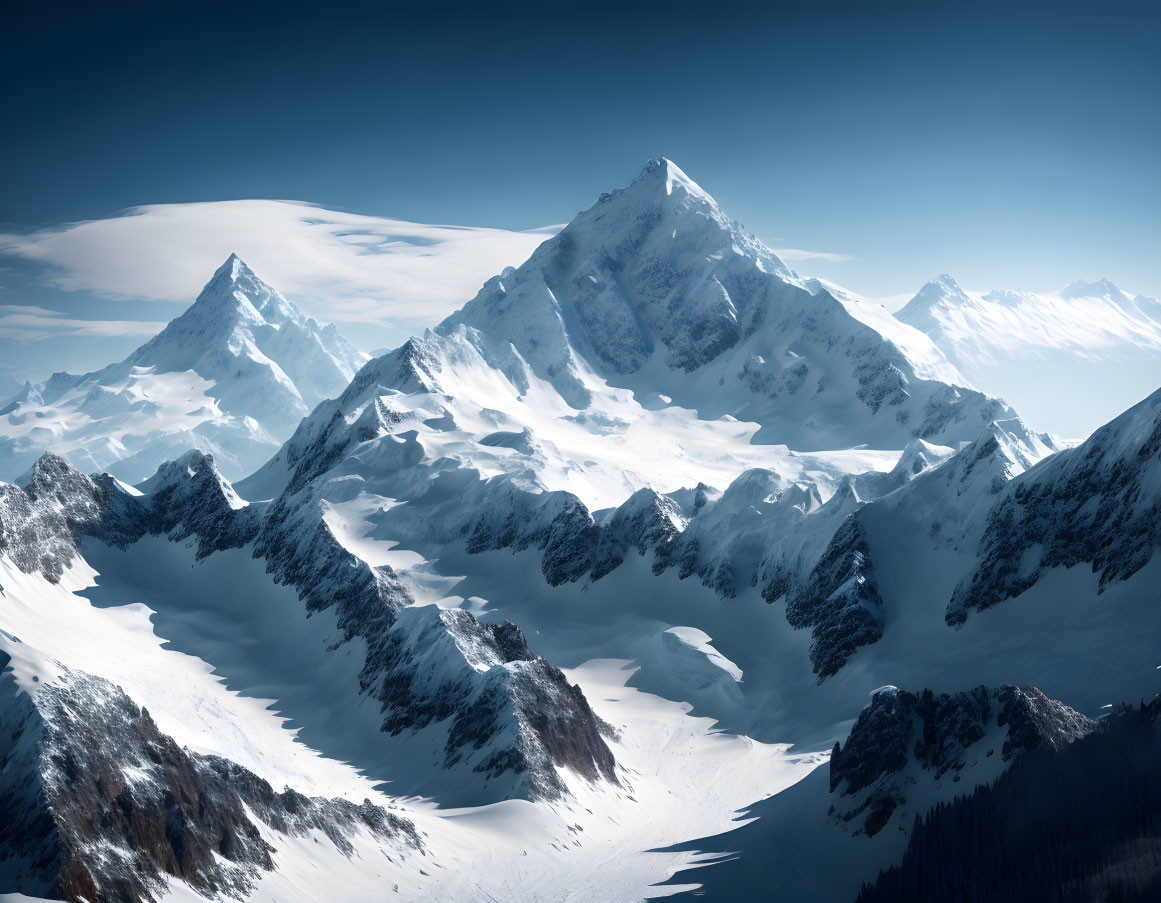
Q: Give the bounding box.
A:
[1,0,1159,378]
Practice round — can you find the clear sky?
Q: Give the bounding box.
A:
[1,0,1159,378]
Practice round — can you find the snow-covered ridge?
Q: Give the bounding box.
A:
[0,255,368,484]
[781,383,1161,678]
[0,665,421,903]
[897,274,1161,360]
[0,450,619,807]
[949,384,1161,625]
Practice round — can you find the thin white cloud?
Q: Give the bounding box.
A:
[0,200,556,329]
[0,202,853,333]
[773,248,855,263]
[0,305,166,343]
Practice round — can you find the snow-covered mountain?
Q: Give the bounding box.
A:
[0,255,367,483]
[896,274,1161,438]
[436,158,1008,452]
[2,157,1160,903]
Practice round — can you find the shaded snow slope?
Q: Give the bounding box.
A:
[0,497,819,903]
[0,664,421,903]
[0,256,367,483]
[897,274,1161,438]
[657,683,1095,903]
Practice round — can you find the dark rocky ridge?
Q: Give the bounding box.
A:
[829,684,1095,837]
[784,516,885,680]
[0,451,618,804]
[859,695,1161,903]
[0,666,421,903]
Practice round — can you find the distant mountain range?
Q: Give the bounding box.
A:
[896,273,1161,438]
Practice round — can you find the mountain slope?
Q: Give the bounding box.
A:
[896,274,1161,437]
[0,255,367,483]
[0,664,421,903]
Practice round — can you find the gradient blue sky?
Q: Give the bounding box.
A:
[1,0,1159,377]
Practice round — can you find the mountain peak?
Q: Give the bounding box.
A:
[634,157,706,198]
[895,274,971,328]
[221,251,249,277]
[197,253,275,314]
[1059,278,1123,300]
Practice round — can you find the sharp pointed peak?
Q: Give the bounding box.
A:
[896,274,971,323]
[211,252,254,280]
[194,253,278,313]
[916,273,967,295]
[631,156,711,201]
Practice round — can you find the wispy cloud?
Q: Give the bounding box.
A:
[0,305,166,342]
[0,201,556,329]
[772,248,855,263]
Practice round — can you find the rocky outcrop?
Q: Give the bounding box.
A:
[785,515,885,680]
[0,451,256,584]
[829,685,1095,837]
[0,667,420,903]
[0,453,145,581]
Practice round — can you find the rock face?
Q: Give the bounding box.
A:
[829,685,1096,837]
[857,695,1161,903]
[0,665,421,903]
[784,515,884,680]
[0,255,367,483]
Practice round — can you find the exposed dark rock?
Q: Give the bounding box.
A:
[785,515,885,680]
[0,451,621,804]
[0,669,420,903]
[858,696,1161,903]
[829,684,1095,837]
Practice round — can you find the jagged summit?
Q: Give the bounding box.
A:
[128,254,317,372]
[622,156,721,205]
